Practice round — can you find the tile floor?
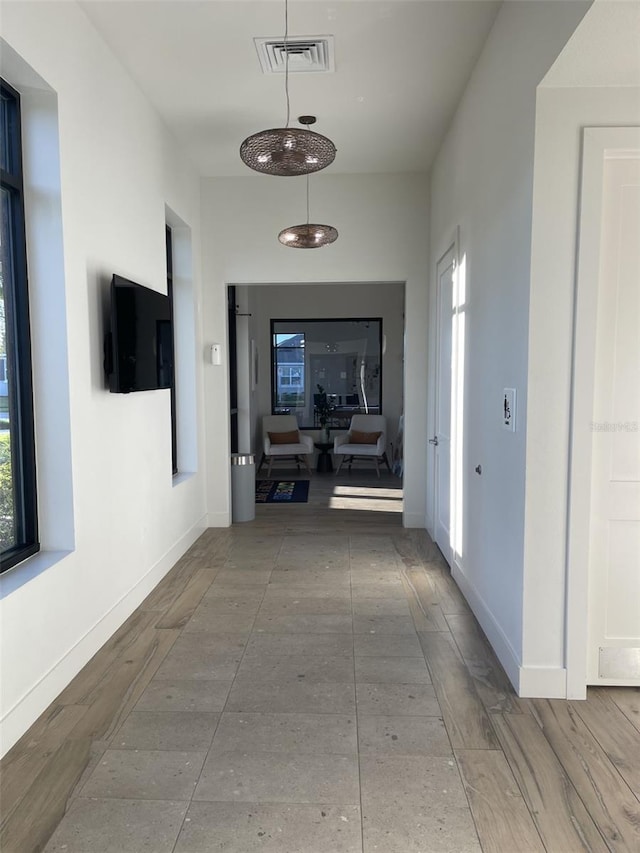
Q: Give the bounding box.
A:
[43,531,482,852]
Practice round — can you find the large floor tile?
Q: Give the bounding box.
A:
[352,598,411,616]
[222,559,276,571]
[79,749,206,800]
[246,632,354,657]
[349,554,401,571]
[112,711,219,751]
[261,586,352,601]
[356,683,441,716]
[197,592,264,613]
[355,656,431,684]
[358,715,451,756]
[134,678,233,713]
[174,802,362,853]
[226,545,282,561]
[350,582,406,600]
[350,569,403,583]
[349,534,397,552]
[201,586,265,603]
[212,712,357,754]
[276,556,351,572]
[154,634,246,680]
[354,633,423,657]
[237,652,354,683]
[353,615,417,635]
[44,798,188,853]
[281,534,349,552]
[360,755,481,853]
[182,609,255,634]
[253,613,353,634]
[194,751,360,803]
[225,679,356,714]
[213,569,273,586]
[258,596,352,615]
[268,569,351,588]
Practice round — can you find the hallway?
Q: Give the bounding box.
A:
[1,473,639,851]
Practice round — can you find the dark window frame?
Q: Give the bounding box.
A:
[1,78,39,572]
[228,285,238,454]
[165,225,178,475]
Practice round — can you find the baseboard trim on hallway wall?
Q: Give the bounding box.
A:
[450,560,522,693]
[517,666,567,698]
[206,511,231,527]
[403,512,426,529]
[424,512,435,539]
[0,515,207,758]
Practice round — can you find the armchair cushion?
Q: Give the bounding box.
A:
[268,429,300,445]
[350,430,382,445]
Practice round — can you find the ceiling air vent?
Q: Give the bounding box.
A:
[254,36,335,74]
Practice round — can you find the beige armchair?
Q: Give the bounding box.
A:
[259,415,313,477]
[333,414,391,478]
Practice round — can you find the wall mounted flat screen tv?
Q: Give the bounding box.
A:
[104,275,173,393]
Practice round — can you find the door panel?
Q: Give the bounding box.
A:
[587,155,640,684]
[434,247,455,565]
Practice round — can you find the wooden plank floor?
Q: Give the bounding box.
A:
[1,468,639,851]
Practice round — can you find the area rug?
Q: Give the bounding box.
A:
[255,479,310,504]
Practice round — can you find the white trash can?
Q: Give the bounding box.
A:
[231,453,255,523]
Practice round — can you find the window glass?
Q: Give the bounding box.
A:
[0,198,16,551]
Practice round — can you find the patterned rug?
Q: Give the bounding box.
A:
[255,480,310,504]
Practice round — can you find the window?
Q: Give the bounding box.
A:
[166,225,177,475]
[273,332,305,411]
[0,79,38,572]
[270,318,383,428]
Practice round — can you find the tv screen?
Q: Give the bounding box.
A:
[105,275,173,393]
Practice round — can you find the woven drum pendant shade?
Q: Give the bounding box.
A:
[240,127,336,177]
[278,223,338,249]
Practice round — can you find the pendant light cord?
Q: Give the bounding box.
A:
[284,0,291,127]
[306,174,310,225]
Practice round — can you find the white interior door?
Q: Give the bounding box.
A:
[434,246,455,566]
[587,151,640,685]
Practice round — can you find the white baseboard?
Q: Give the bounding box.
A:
[450,560,522,692]
[403,512,425,529]
[425,512,435,539]
[0,516,207,758]
[518,666,567,698]
[450,560,568,698]
[206,510,231,527]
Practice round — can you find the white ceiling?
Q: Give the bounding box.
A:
[79,0,501,177]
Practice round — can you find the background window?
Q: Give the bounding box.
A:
[270,318,382,429]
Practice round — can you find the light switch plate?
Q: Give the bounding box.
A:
[503,388,516,431]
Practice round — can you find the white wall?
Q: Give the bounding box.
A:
[0,2,206,756]
[202,173,429,528]
[526,68,640,699]
[428,0,590,693]
[245,282,404,457]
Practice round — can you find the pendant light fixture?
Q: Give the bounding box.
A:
[240,0,336,176]
[278,174,338,249]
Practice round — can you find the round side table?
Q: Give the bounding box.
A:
[314,442,334,473]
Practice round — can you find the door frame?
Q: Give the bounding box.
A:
[431,229,460,567]
[566,127,640,698]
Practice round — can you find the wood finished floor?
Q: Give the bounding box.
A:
[1,469,639,852]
